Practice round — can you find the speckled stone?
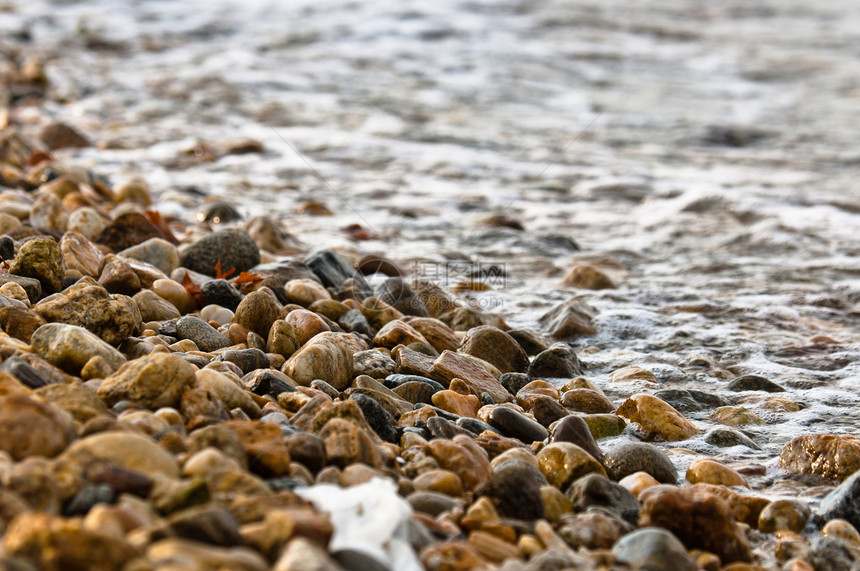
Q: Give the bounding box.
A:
[200,279,244,311]
[613,528,697,571]
[118,237,179,275]
[616,393,698,441]
[176,315,232,352]
[477,459,547,520]
[9,237,65,294]
[567,473,640,524]
[759,499,811,533]
[528,342,582,379]
[97,352,198,409]
[704,427,762,450]
[30,322,126,376]
[179,228,261,277]
[780,434,860,482]
[538,298,597,339]
[33,283,141,346]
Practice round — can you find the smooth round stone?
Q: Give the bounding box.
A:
[152,278,196,315]
[200,304,235,327]
[515,380,560,409]
[758,499,811,533]
[407,491,463,517]
[500,372,531,396]
[98,254,142,295]
[197,201,241,224]
[218,348,269,375]
[62,431,180,478]
[477,459,547,520]
[530,396,569,427]
[9,237,65,294]
[560,263,614,289]
[200,279,244,311]
[338,309,373,336]
[456,417,499,436]
[134,289,181,322]
[234,290,281,338]
[0,281,28,305]
[460,325,529,374]
[711,406,765,426]
[727,374,786,393]
[67,207,107,241]
[196,368,261,418]
[425,416,473,440]
[506,328,550,356]
[413,469,464,497]
[527,343,582,379]
[821,519,860,546]
[285,308,330,347]
[541,485,573,523]
[282,332,354,390]
[603,442,678,484]
[29,192,68,232]
[118,238,179,275]
[704,428,761,450]
[618,471,661,498]
[176,315,232,352]
[561,388,615,413]
[486,406,549,444]
[581,414,627,439]
[31,322,126,376]
[616,393,698,441]
[427,435,493,493]
[284,278,331,307]
[266,320,299,359]
[567,473,640,525]
[432,390,480,418]
[179,228,261,277]
[537,442,605,490]
[550,415,605,463]
[613,528,697,571]
[97,352,198,409]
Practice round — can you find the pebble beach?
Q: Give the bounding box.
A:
[1,0,860,570]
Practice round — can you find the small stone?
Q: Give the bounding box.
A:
[560,388,615,413]
[361,296,403,330]
[528,342,582,379]
[198,279,243,311]
[817,471,860,530]
[60,231,103,277]
[267,319,299,359]
[486,406,549,444]
[567,473,640,524]
[67,207,108,241]
[457,325,527,375]
[36,383,111,424]
[507,328,551,356]
[61,430,180,478]
[283,278,330,307]
[233,289,281,339]
[618,471,661,498]
[96,212,163,252]
[274,536,342,571]
[405,317,460,353]
[176,315,232,352]
[0,305,45,342]
[305,248,372,297]
[616,393,699,441]
[285,308,331,347]
[432,390,481,418]
[807,535,860,571]
[581,413,627,439]
[97,352,197,409]
[538,298,597,339]
[0,394,75,460]
[283,332,354,390]
[821,519,860,546]
[133,289,181,322]
[686,458,749,488]
[603,442,678,483]
[780,434,860,482]
[427,435,493,493]
[0,274,41,305]
[727,374,786,393]
[9,237,65,295]
[373,319,428,349]
[118,237,179,275]
[550,415,605,463]
[179,228,261,277]
[529,395,570,427]
[33,284,141,345]
[153,278,196,315]
[30,322,126,376]
[704,428,762,450]
[561,263,614,289]
[244,215,302,255]
[711,406,765,427]
[197,369,262,418]
[537,442,606,490]
[610,365,659,385]
[148,537,267,571]
[349,393,398,443]
[613,528,697,571]
[219,348,269,375]
[319,417,382,469]
[638,485,751,564]
[430,350,511,404]
[759,499,810,533]
[98,254,142,295]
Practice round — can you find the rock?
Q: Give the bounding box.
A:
[558,510,632,550]
[610,366,659,385]
[404,317,460,353]
[500,372,531,396]
[39,122,90,149]
[0,395,75,460]
[176,315,232,352]
[807,536,860,571]
[234,289,281,339]
[550,415,605,463]
[97,352,197,409]
[432,390,480,418]
[133,289,181,322]
[305,248,372,298]
[727,374,785,393]
[528,343,582,379]
[0,275,41,305]
[537,442,605,490]
[567,473,640,524]
[319,418,382,469]
[820,519,860,546]
[61,431,180,478]
[60,231,102,277]
[200,279,244,311]
[561,263,614,289]
[113,176,153,206]
[153,506,242,546]
[33,285,140,346]
[613,528,697,571]
[459,325,528,374]
[352,350,395,379]
[477,460,547,520]
[9,237,65,295]
[427,435,493,492]
[118,238,179,275]
[486,406,548,444]
[30,323,126,376]
[376,277,429,317]
[35,383,110,424]
[603,442,678,483]
[98,254,142,295]
[560,388,614,413]
[197,202,241,224]
[67,207,108,241]
[96,212,162,252]
[653,388,729,412]
[817,471,860,530]
[704,428,761,450]
[218,348,269,375]
[686,458,748,488]
[638,485,751,564]
[195,369,261,418]
[616,393,699,441]
[759,499,810,533]
[618,471,661,498]
[285,308,331,347]
[338,308,373,336]
[407,491,462,517]
[780,434,860,482]
[283,332,354,390]
[361,296,403,330]
[710,406,765,427]
[350,393,399,443]
[148,538,267,571]
[507,328,551,356]
[284,278,331,307]
[0,305,45,342]
[429,350,511,403]
[373,319,429,349]
[581,413,627,439]
[152,278,196,315]
[530,395,570,427]
[179,228,261,277]
[1,356,52,389]
[2,512,137,571]
[538,298,597,339]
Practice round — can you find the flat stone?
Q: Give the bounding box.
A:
[538,297,597,339]
[429,350,511,403]
[133,289,181,322]
[704,427,761,450]
[460,325,529,374]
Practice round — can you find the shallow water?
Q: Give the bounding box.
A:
[5,0,860,508]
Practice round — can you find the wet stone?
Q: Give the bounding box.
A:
[537,442,606,491]
[727,374,786,392]
[528,343,582,379]
[807,535,860,571]
[653,388,730,412]
[176,315,232,352]
[9,237,65,295]
[817,470,860,531]
[538,297,597,339]
[98,254,142,295]
[613,528,697,571]
[200,279,244,311]
[218,348,270,375]
[457,417,500,436]
[560,388,614,413]
[305,248,372,298]
[704,427,762,450]
[603,442,678,484]
[477,459,547,520]
[459,325,529,374]
[486,406,549,444]
[96,212,163,252]
[530,395,570,427]
[349,393,399,443]
[507,329,551,356]
[758,499,811,533]
[376,277,429,317]
[499,372,531,396]
[567,473,640,525]
[581,413,627,439]
[780,434,860,482]
[0,356,53,389]
[179,228,261,277]
[425,416,473,440]
[550,415,605,464]
[616,393,698,441]
[561,263,615,289]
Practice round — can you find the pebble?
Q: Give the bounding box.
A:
[0,305,46,342]
[581,413,627,439]
[96,211,163,252]
[616,393,699,441]
[39,122,90,149]
[817,470,860,530]
[618,471,661,498]
[284,278,331,306]
[404,317,461,353]
[429,350,511,404]
[234,289,281,338]
[62,430,180,478]
[176,314,232,352]
[537,442,605,490]
[780,433,860,482]
[537,297,597,339]
[200,303,234,326]
[758,499,811,533]
[67,207,108,240]
[9,236,65,294]
[134,289,181,321]
[30,322,126,376]
[727,374,786,393]
[179,228,261,277]
[305,248,372,298]
[477,459,547,520]
[603,442,678,483]
[0,394,75,460]
[152,277,197,314]
[33,283,141,345]
[711,405,765,427]
[97,352,197,409]
[98,253,142,295]
[376,276,429,317]
[59,230,103,277]
[686,458,749,488]
[527,342,582,379]
[459,325,528,374]
[613,528,698,571]
[373,319,430,349]
[486,406,549,444]
[283,331,354,390]
[654,388,730,412]
[704,427,762,450]
[560,388,614,413]
[427,435,493,493]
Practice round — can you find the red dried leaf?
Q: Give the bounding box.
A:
[145,210,180,245]
[234,271,263,284]
[214,260,236,280]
